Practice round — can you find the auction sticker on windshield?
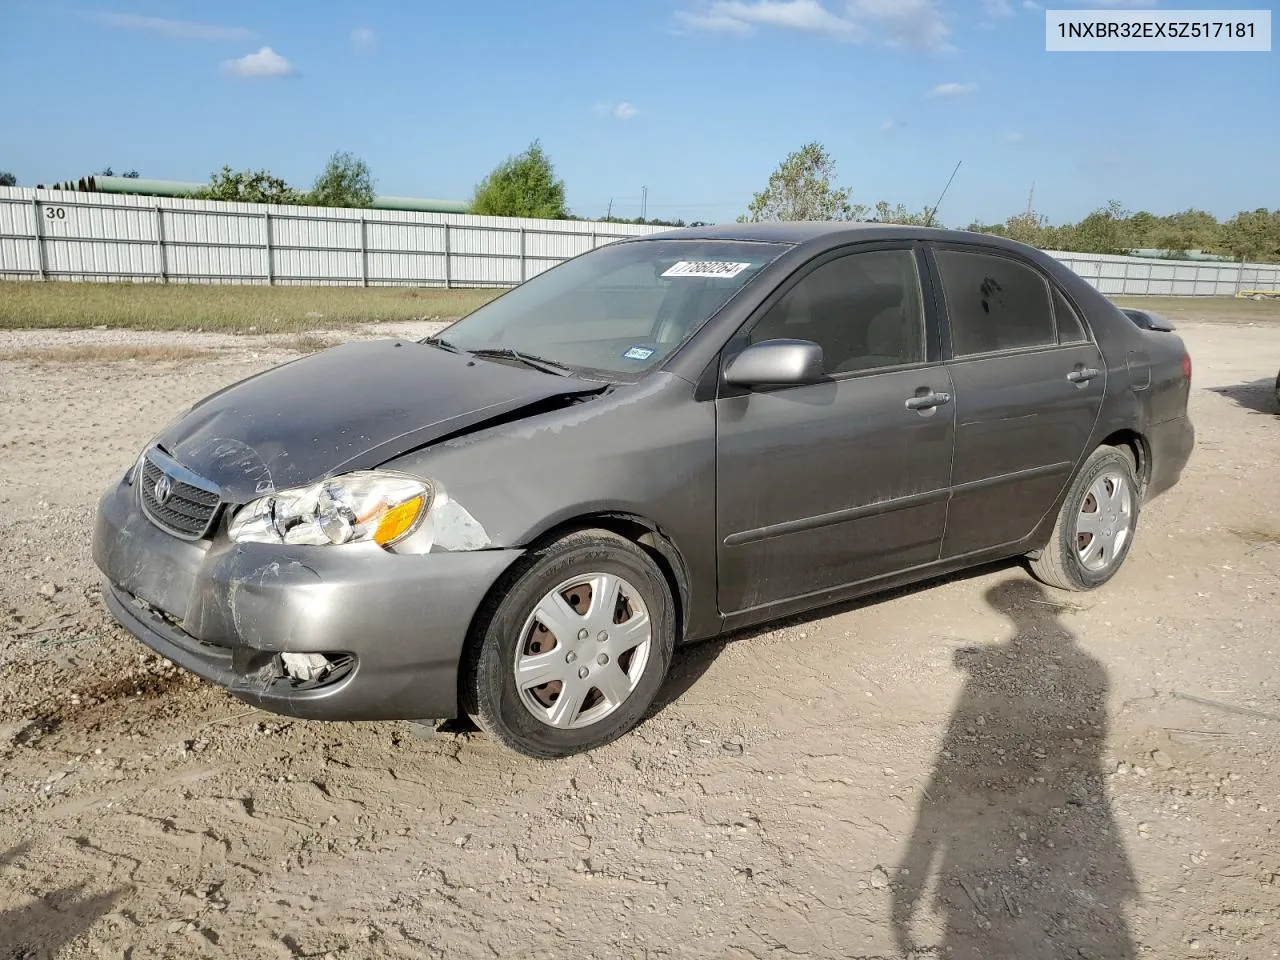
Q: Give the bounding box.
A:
[662,261,753,279]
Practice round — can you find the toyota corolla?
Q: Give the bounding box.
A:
[93,223,1194,758]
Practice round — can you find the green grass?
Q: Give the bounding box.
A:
[1109,295,1280,325]
[0,281,503,333]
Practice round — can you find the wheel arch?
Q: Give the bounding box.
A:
[518,512,692,641]
[1098,428,1150,496]
[456,511,693,726]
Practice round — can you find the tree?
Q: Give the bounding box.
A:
[1004,210,1048,246]
[1149,208,1219,255]
[740,142,866,222]
[471,140,567,219]
[97,167,139,178]
[0,171,16,187]
[1064,200,1130,256]
[871,200,935,226]
[308,150,375,208]
[197,165,304,204]
[1222,209,1280,263]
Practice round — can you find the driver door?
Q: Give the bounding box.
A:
[715,245,956,618]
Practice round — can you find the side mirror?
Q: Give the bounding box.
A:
[723,339,825,388]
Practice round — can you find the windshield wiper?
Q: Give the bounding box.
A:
[468,347,574,377]
[421,335,462,353]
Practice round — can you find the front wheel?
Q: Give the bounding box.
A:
[1028,445,1140,592]
[461,530,675,759]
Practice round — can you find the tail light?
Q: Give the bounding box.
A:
[1181,353,1192,384]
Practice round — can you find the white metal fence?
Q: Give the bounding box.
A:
[1042,248,1280,297]
[0,186,662,288]
[1,185,1277,295]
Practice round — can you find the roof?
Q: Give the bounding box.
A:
[635,220,1046,259]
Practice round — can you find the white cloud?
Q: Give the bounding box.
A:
[677,1,863,40]
[982,0,1014,17]
[351,27,376,50]
[928,81,977,97]
[593,102,640,120]
[221,47,295,78]
[88,11,255,42]
[677,0,954,49]
[674,10,755,33]
[880,119,898,131]
[1078,1,1159,6]
[1023,1,1042,10]
[845,0,951,51]
[1004,131,1027,144]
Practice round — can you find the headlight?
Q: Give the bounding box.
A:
[228,471,430,547]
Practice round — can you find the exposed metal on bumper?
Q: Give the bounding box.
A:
[93,478,522,721]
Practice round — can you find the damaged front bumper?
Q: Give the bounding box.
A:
[92,476,522,721]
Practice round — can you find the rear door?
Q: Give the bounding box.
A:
[715,244,955,616]
[927,244,1105,559]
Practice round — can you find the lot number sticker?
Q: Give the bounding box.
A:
[661,260,753,279]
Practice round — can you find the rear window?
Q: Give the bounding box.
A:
[936,249,1056,356]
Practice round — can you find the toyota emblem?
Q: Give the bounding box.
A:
[153,473,173,506]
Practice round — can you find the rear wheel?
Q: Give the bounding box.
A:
[462,530,675,759]
[1029,445,1140,592]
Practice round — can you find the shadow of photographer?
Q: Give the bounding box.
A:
[892,578,1138,959]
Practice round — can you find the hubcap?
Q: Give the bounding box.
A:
[514,573,652,729]
[1075,469,1133,572]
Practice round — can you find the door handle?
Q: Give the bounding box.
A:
[1067,367,1100,384]
[905,391,952,411]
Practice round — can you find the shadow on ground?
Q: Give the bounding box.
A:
[647,559,1020,721]
[892,577,1137,960]
[0,842,129,959]
[1210,376,1279,415]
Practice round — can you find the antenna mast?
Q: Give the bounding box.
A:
[924,160,962,228]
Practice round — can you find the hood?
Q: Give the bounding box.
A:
[156,339,603,501]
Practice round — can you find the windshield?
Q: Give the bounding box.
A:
[436,239,789,378]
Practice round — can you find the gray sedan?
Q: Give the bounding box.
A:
[94,223,1195,758]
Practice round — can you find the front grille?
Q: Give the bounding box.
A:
[138,452,221,539]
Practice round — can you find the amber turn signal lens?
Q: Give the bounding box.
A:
[373,494,426,546]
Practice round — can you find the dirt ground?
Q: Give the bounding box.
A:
[1,309,1278,960]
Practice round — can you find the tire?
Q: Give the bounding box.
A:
[461,529,675,759]
[1028,445,1141,592]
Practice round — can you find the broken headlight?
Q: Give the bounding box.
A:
[227,471,430,547]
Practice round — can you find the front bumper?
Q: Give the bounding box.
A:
[92,476,522,721]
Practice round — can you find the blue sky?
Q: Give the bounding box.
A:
[0,1,1275,226]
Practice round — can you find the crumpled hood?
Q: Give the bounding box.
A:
[155,339,601,502]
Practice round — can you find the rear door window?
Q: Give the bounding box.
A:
[935,249,1056,357]
[1052,286,1088,343]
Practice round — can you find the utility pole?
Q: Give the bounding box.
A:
[606,198,613,220]
[641,186,648,221]
[1025,181,1035,217]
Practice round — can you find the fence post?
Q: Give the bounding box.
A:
[263,212,274,285]
[30,196,47,280]
[360,217,369,287]
[519,227,526,283]
[1235,258,1245,297]
[443,223,452,289]
[589,229,597,251]
[154,205,168,284]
